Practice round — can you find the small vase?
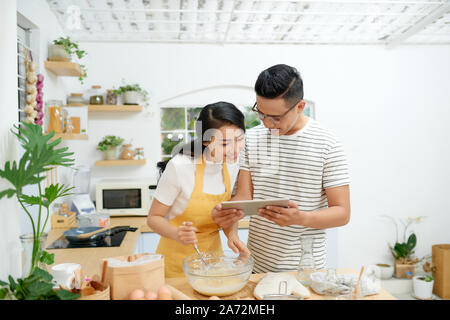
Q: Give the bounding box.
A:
[19,233,48,277]
[48,44,71,62]
[104,147,117,160]
[123,91,139,105]
[413,276,434,299]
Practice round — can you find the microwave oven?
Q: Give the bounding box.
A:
[95,178,157,216]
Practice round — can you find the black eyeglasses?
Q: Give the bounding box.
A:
[251,100,300,124]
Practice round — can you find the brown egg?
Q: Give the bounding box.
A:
[129,289,145,300]
[157,285,173,300]
[144,291,157,300]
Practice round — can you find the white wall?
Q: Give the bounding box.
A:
[62,43,450,269]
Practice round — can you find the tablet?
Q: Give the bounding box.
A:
[221,198,290,216]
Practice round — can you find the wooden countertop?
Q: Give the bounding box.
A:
[45,216,396,300]
[45,216,250,277]
[166,270,397,300]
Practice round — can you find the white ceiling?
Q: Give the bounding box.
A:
[46,0,450,45]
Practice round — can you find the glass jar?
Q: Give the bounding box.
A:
[89,85,104,105]
[135,147,144,160]
[297,235,317,286]
[121,144,135,160]
[20,233,48,277]
[106,89,117,105]
[45,100,63,134]
[67,93,85,105]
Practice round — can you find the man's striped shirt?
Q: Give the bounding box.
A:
[239,119,350,273]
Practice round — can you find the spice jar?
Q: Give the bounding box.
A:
[106,90,117,105]
[46,100,63,133]
[135,147,144,160]
[89,85,104,105]
[120,144,135,160]
[67,93,85,105]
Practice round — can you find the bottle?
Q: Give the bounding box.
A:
[297,235,317,286]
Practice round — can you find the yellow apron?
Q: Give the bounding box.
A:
[156,157,231,278]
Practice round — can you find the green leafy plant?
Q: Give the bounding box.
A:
[53,36,86,59]
[0,258,79,300]
[381,216,425,264]
[417,275,434,282]
[113,82,149,107]
[0,121,79,300]
[96,135,124,152]
[52,36,87,84]
[78,64,87,85]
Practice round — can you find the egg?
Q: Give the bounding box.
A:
[157,285,173,300]
[129,289,145,300]
[144,291,157,300]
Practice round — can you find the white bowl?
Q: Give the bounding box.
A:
[376,263,394,280]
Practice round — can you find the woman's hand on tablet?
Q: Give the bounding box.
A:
[176,221,198,245]
[211,204,244,229]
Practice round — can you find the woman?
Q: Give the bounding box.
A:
[147,101,249,277]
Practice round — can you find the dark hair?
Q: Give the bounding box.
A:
[254,64,304,106]
[157,101,245,175]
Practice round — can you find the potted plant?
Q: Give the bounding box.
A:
[0,121,80,300]
[49,37,88,84]
[97,135,124,160]
[381,216,424,278]
[113,83,149,107]
[413,275,434,299]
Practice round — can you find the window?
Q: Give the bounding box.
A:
[17,25,31,123]
[160,105,260,160]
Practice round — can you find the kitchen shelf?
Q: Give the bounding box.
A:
[66,104,143,112]
[94,159,146,167]
[44,61,83,77]
[47,133,88,141]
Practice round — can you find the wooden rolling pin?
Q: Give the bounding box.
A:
[166,284,192,300]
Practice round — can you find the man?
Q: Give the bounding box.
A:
[212,64,351,273]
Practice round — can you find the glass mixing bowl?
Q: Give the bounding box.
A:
[183,250,254,297]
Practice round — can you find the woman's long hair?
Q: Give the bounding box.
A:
[157,101,245,176]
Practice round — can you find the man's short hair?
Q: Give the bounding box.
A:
[255,64,304,106]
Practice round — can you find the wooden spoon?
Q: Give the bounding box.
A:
[76,226,113,239]
[353,266,365,300]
